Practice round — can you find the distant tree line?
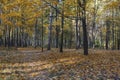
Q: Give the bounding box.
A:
[0,0,120,55]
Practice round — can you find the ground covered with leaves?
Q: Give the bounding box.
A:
[0,48,120,80]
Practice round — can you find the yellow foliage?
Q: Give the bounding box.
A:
[7,12,21,17]
[51,0,59,5]
[64,24,70,31]
[104,1,120,10]
[15,21,22,26]
[4,20,13,26]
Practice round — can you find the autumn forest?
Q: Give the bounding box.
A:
[0,0,120,80]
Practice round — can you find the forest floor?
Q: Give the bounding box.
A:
[0,48,120,80]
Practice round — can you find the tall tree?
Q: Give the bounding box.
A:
[60,1,64,52]
[78,0,88,55]
[47,8,53,50]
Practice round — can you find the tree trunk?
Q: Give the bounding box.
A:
[82,0,88,55]
[47,8,53,50]
[75,11,80,49]
[91,0,97,48]
[60,10,64,52]
[41,16,44,52]
[33,18,38,48]
[106,20,110,50]
[112,9,115,50]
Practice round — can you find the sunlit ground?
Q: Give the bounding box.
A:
[0,48,120,80]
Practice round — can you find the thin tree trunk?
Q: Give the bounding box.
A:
[33,18,38,48]
[41,16,44,52]
[112,9,115,50]
[106,20,110,50]
[75,10,79,49]
[82,0,88,55]
[47,8,53,50]
[56,27,59,48]
[60,9,64,52]
[4,26,7,47]
[91,0,97,48]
